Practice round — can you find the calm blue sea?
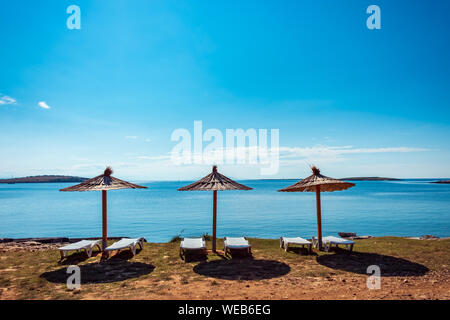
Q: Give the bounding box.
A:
[0,180,449,242]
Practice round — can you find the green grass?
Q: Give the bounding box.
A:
[0,237,449,299]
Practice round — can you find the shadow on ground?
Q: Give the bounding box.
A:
[108,248,143,261]
[182,253,208,263]
[316,251,429,276]
[193,258,290,280]
[41,260,155,284]
[286,247,317,256]
[58,251,103,265]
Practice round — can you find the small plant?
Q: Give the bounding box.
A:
[202,233,212,241]
[169,229,185,243]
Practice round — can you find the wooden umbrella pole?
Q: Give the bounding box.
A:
[212,190,217,252]
[315,185,323,250]
[102,190,107,252]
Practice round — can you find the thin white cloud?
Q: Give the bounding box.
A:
[278,146,429,159]
[0,94,17,105]
[137,155,171,160]
[125,136,138,139]
[71,163,105,171]
[38,101,51,109]
[137,145,429,166]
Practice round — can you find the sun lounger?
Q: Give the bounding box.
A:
[179,237,207,260]
[312,236,355,252]
[104,238,145,256]
[223,237,251,255]
[280,237,312,252]
[58,239,101,259]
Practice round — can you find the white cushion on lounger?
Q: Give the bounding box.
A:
[181,238,205,249]
[224,237,252,256]
[105,238,144,251]
[224,237,250,248]
[281,237,311,245]
[322,236,355,244]
[59,240,100,251]
[58,239,101,259]
[280,237,312,252]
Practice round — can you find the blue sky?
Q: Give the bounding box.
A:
[1,0,449,180]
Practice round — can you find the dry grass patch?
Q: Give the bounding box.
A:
[0,237,449,299]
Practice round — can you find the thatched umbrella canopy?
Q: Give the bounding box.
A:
[178,165,252,252]
[278,166,355,250]
[60,167,147,254]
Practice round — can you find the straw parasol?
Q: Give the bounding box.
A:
[278,166,355,250]
[60,167,147,255]
[178,165,252,252]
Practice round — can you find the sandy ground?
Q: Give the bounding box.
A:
[1,240,449,300]
[70,270,449,300]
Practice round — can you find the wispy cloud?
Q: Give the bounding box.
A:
[137,155,171,160]
[137,145,429,165]
[38,101,51,109]
[0,94,17,105]
[278,146,429,159]
[125,136,138,140]
[273,145,430,168]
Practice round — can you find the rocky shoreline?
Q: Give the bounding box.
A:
[0,241,60,252]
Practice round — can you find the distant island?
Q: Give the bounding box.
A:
[431,180,450,184]
[0,175,88,184]
[340,177,400,181]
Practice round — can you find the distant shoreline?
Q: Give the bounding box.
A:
[340,177,400,181]
[2,176,450,184]
[0,175,88,184]
[430,180,450,184]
